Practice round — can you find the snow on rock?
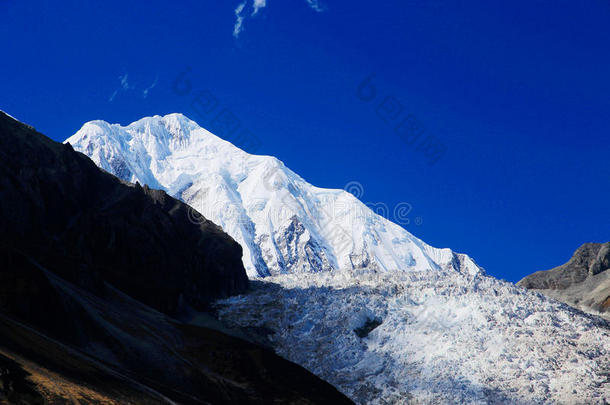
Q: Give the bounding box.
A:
[215,270,610,404]
[66,113,481,278]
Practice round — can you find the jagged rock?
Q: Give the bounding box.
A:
[518,242,610,316]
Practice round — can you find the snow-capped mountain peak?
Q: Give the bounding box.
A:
[67,113,480,278]
[66,113,610,404]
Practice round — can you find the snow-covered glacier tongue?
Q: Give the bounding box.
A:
[67,113,610,404]
[217,271,610,404]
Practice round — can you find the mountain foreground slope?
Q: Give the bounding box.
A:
[519,242,610,319]
[70,113,610,404]
[0,111,353,404]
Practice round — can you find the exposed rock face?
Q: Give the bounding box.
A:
[591,243,610,276]
[0,112,353,404]
[271,216,333,275]
[518,242,610,316]
[0,353,44,405]
[0,111,248,315]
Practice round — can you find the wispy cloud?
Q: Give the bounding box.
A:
[109,72,158,102]
[233,2,246,38]
[305,0,325,12]
[119,73,130,90]
[108,73,129,102]
[142,75,159,99]
[232,0,325,38]
[252,0,266,15]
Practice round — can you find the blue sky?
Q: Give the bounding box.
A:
[2,0,609,282]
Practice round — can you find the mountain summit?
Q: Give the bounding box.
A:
[67,113,480,278]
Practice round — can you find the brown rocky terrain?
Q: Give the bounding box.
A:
[518,242,610,318]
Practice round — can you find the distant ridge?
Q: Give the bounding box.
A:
[519,242,610,318]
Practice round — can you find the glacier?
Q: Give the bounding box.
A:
[217,270,610,404]
[67,113,610,404]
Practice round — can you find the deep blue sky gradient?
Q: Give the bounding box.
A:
[2,0,609,281]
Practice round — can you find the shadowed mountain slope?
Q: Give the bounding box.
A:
[0,111,248,315]
[0,111,353,404]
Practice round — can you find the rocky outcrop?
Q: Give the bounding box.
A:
[270,216,333,275]
[518,242,610,316]
[0,353,45,405]
[0,111,248,315]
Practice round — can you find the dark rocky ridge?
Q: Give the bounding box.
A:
[0,111,248,315]
[0,112,353,404]
[518,242,610,315]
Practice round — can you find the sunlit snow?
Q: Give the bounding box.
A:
[67,113,610,404]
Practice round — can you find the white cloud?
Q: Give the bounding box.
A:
[109,74,130,102]
[233,2,246,38]
[232,0,324,38]
[252,0,266,15]
[109,72,159,102]
[305,0,325,12]
[142,75,159,99]
[119,73,130,90]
